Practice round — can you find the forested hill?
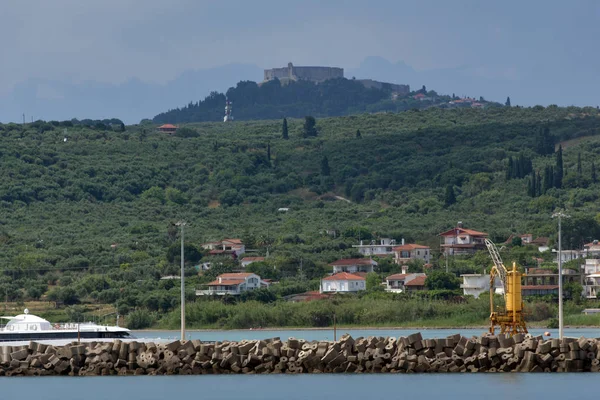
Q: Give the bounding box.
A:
[1,106,600,317]
[152,78,457,124]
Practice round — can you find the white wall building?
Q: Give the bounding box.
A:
[393,244,431,265]
[197,273,264,296]
[320,272,366,293]
[329,258,377,274]
[460,274,490,298]
[352,238,397,256]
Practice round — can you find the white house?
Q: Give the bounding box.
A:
[584,241,600,257]
[460,274,490,298]
[553,249,584,264]
[329,258,377,274]
[196,273,264,296]
[584,259,600,299]
[385,267,427,293]
[352,238,397,256]
[201,239,246,257]
[241,257,266,268]
[393,243,431,265]
[320,272,366,293]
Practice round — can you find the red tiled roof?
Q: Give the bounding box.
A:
[405,275,427,286]
[392,244,430,251]
[218,273,254,279]
[222,238,243,244]
[329,258,376,266]
[158,124,177,129]
[207,279,245,286]
[440,244,478,248]
[322,272,365,281]
[386,273,410,281]
[439,228,488,237]
[531,237,549,245]
[414,93,425,98]
[242,257,265,262]
[522,285,558,290]
[209,250,226,254]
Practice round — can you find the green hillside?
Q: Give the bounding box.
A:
[1,106,600,326]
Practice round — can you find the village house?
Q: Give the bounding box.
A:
[241,257,265,268]
[583,259,600,299]
[201,239,246,258]
[393,243,431,265]
[404,275,427,292]
[521,268,581,297]
[320,272,366,293]
[352,238,397,256]
[553,249,584,264]
[157,124,177,134]
[504,234,534,245]
[439,222,488,256]
[196,273,267,296]
[460,274,490,298]
[329,258,377,274]
[385,266,427,293]
[584,240,600,257]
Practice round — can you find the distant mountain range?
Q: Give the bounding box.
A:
[0,56,596,124]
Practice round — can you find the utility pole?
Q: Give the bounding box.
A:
[552,211,569,339]
[176,221,187,341]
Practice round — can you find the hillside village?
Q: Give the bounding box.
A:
[192,222,600,302]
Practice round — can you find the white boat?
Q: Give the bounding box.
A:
[0,309,133,344]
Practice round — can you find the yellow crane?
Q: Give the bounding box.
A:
[484,239,528,336]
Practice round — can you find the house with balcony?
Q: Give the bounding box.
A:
[439,222,488,256]
[352,238,397,256]
[584,240,600,257]
[521,268,581,297]
[201,239,246,258]
[320,272,366,293]
[329,258,377,274]
[393,243,431,265]
[385,266,426,293]
[460,274,490,298]
[584,259,600,298]
[553,249,584,264]
[196,273,265,296]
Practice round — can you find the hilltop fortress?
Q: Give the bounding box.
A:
[264,62,344,83]
[263,62,410,96]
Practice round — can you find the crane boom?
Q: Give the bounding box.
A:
[484,238,507,293]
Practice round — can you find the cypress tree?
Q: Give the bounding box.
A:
[536,171,542,196]
[555,145,563,188]
[320,156,330,176]
[267,143,271,163]
[356,129,361,138]
[282,118,289,139]
[592,162,597,183]
[506,156,514,180]
[444,185,456,207]
[505,97,511,107]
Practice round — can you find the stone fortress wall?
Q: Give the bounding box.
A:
[263,62,410,95]
[264,63,344,83]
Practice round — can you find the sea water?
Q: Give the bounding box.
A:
[0,374,596,400]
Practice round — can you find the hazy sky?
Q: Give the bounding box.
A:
[1,0,599,102]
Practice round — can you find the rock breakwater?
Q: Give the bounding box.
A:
[1,332,600,376]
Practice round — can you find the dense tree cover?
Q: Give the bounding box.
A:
[152,78,460,124]
[1,105,600,327]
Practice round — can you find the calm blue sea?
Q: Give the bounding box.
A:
[0,374,597,400]
[136,327,600,343]
[2,328,599,399]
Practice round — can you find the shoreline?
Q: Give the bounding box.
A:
[137,324,599,333]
